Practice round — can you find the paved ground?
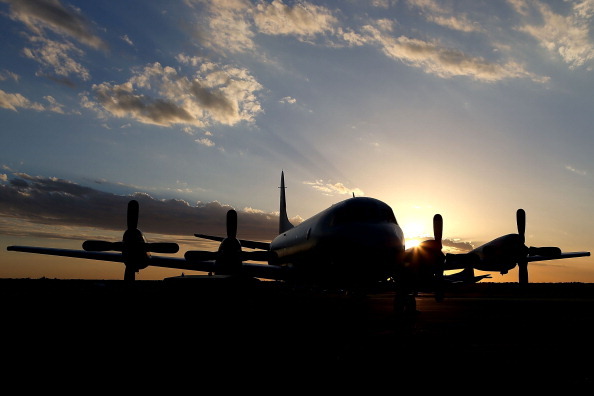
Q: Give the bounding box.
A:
[3,279,594,390]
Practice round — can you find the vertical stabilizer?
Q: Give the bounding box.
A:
[279,171,294,234]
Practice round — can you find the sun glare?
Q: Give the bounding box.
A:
[406,238,422,249]
[402,221,427,238]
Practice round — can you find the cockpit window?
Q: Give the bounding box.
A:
[331,199,397,225]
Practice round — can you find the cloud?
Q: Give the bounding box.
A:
[195,137,215,147]
[43,95,65,113]
[191,1,548,83]
[0,173,279,242]
[121,34,134,46]
[193,0,338,55]
[407,0,482,33]
[22,35,91,80]
[512,0,594,69]
[565,164,587,176]
[304,180,364,197]
[253,0,337,37]
[0,70,20,82]
[0,89,45,111]
[2,0,107,81]
[88,59,263,127]
[193,0,257,55]
[442,238,475,253]
[359,23,547,82]
[279,96,297,104]
[4,0,107,50]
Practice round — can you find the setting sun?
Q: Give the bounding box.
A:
[406,238,422,249]
[402,221,428,238]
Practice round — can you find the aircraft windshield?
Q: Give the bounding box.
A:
[331,199,397,226]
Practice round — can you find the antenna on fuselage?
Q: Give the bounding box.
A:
[278,171,294,234]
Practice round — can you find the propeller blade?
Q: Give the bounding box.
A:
[518,260,528,285]
[83,240,123,252]
[185,250,218,261]
[528,246,562,257]
[127,200,139,230]
[124,266,136,282]
[517,209,526,244]
[227,209,237,239]
[433,214,443,249]
[147,243,179,254]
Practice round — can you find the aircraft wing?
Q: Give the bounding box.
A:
[8,246,126,263]
[7,245,287,280]
[194,234,270,250]
[7,245,204,271]
[526,251,590,262]
[152,255,287,279]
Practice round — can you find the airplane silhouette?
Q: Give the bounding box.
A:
[6,171,590,312]
[444,208,590,284]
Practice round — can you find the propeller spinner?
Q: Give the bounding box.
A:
[83,200,179,281]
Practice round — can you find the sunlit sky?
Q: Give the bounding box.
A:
[1,0,592,282]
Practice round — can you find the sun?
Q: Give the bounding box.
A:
[402,221,427,238]
[406,238,422,249]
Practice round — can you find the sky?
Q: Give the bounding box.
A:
[0,0,592,282]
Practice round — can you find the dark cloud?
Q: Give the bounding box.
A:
[5,0,107,50]
[92,83,195,127]
[9,178,29,188]
[0,174,278,242]
[190,80,236,117]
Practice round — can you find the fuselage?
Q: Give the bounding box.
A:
[269,197,404,288]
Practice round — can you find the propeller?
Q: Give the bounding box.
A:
[185,209,271,275]
[515,209,562,285]
[406,214,445,302]
[83,200,179,281]
[431,214,445,301]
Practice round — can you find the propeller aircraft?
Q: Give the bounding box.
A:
[6,172,590,313]
[444,208,590,285]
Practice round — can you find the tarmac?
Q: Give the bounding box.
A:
[2,278,594,390]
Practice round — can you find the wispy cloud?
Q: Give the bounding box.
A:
[253,0,337,38]
[304,180,364,197]
[407,0,482,33]
[0,89,45,111]
[512,0,594,69]
[195,137,215,147]
[279,96,297,104]
[121,34,134,46]
[565,164,587,176]
[0,69,20,82]
[358,22,547,82]
[193,0,338,56]
[3,0,107,81]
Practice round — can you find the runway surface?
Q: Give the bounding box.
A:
[2,278,593,389]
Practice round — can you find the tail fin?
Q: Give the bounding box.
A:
[279,171,294,234]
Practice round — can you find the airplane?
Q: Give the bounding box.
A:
[443,208,590,285]
[6,171,590,314]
